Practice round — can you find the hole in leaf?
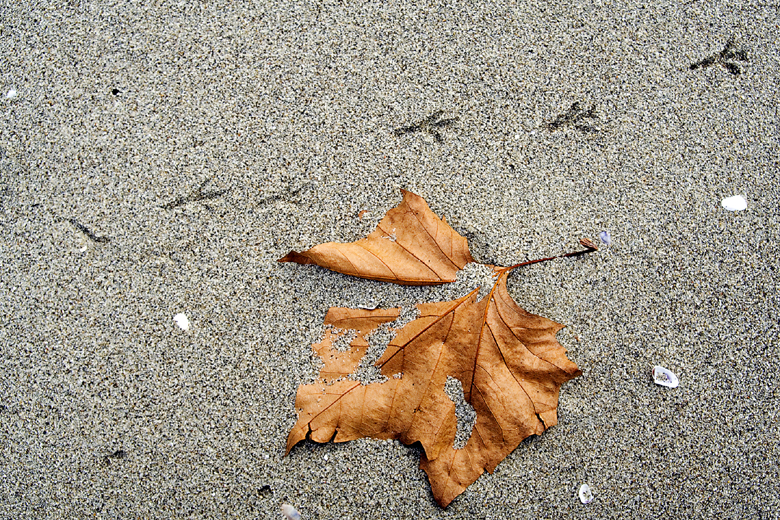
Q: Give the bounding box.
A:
[444,376,476,450]
[350,306,419,385]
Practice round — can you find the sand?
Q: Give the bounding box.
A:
[1,1,779,518]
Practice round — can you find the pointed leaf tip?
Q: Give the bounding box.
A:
[277,190,474,285]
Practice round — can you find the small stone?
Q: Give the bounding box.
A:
[578,483,594,504]
[5,88,17,99]
[281,503,302,520]
[598,230,611,246]
[721,195,747,211]
[173,313,190,331]
[653,366,679,388]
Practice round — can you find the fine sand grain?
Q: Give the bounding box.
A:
[1,1,779,518]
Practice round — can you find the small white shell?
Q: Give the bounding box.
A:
[173,313,190,331]
[5,88,17,99]
[578,483,594,504]
[653,366,679,388]
[598,230,612,246]
[281,503,302,520]
[721,195,747,211]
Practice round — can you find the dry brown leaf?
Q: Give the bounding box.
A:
[282,190,593,507]
[278,190,474,285]
[286,270,582,507]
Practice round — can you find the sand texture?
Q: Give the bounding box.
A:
[1,1,779,518]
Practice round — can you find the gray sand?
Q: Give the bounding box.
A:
[2,1,779,518]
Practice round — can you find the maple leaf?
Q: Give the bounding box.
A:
[285,266,582,507]
[280,190,594,506]
[278,189,474,285]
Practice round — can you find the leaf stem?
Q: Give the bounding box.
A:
[495,238,598,276]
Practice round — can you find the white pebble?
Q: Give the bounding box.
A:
[5,88,16,99]
[173,313,190,331]
[721,195,747,211]
[578,483,594,504]
[653,366,679,388]
[598,230,611,246]
[281,503,302,520]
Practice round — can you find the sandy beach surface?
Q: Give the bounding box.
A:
[2,1,779,518]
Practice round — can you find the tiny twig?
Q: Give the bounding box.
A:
[495,238,598,276]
